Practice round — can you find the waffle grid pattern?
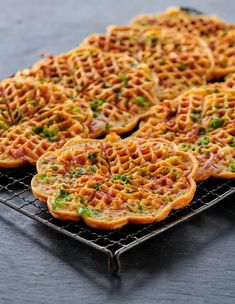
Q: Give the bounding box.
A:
[82,25,214,100]
[0,166,234,273]
[1,7,235,274]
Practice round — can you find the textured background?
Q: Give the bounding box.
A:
[0,1,235,304]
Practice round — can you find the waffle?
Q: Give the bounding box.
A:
[194,73,235,91]
[0,67,159,167]
[209,31,235,78]
[225,73,235,88]
[131,7,235,80]
[0,78,78,124]
[0,98,12,134]
[31,133,197,229]
[82,25,214,100]
[179,126,235,181]
[130,7,234,40]
[0,94,94,167]
[79,64,159,133]
[134,88,235,181]
[17,47,139,91]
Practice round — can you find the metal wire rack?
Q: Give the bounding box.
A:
[0,166,234,274]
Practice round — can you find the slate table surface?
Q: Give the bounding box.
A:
[0,1,235,303]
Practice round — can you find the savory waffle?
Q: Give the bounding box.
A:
[209,31,235,78]
[131,7,234,40]
[0,95,94,167]
[82,25,214,100]
[0,66,159,167]
[32,133,198,229]
[79,64,159,133]
[17,47,139,91]
[0,78,77,124]
[131,7,235,80]
[134,88,235,181]
[225,73,235,88]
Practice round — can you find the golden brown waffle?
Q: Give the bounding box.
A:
[131,7,235,80]
[179,126,235,181]
[79,64,159,133]
[0,78,77,125]
[209,31,235,78]
[194,73,235,91]
[0,68,159,167]
[31,133,197,229]
[82,25,214,100]
[0,99,12,134]
[81,26,145,58]
[0,96,94,168]
[134,88,235,181]
[225,73,235,88]
[0,78,96,167]
[130,7,234,40]
[17,47,139,91]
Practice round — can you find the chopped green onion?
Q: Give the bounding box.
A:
[77,207,100,217]
[201,149,210,155]
[113,174,131,184]
[119,73,128,86]
[136,96,147,107]
[209,118,223,129]
[90,99,104,112]
[231,161,235,172]
[105,122,110,131]
[32,125,59,142]
[163,195,171,203]
[0,121,8,130]
[72,107,81,113]
[126,204,135,213]
[177,63,187,71]
[70,168,87,178]
[54,189,71,208]
[145,35,157,46]
[115,91,123,100]
[90,165,98,172]
[137,202,145,213]
[201,136,210,146]
[40,173,48,181]
[91,182,102,191]
[88,153,97,163]
[32,126,44,134]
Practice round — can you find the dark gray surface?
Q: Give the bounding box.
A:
[0,1,235,303]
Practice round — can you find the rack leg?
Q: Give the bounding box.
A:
[180,7,203,15]
[108,253,121,275]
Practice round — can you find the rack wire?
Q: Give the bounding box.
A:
[0,166,234,274]
[0,7,234,274]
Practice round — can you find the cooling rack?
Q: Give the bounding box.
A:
[0,7,234,275]
[0,166,234,274]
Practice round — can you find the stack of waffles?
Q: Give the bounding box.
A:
[1,7,234,229]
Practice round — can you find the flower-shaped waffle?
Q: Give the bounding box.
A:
[134,88,235,181]
[31,133,197,229]
[17,47,139,91]
[82,25,214,100]
[130,7,235,80]
[130,7,234,41]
